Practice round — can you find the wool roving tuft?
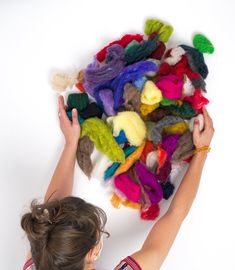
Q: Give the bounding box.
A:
[66,111,85,124]
[84,44,126,95]
[161,134,181,160]
[122,83,141,113]
[164,47,185,66]
[104,146,136,180]
[156,74,184,100]
[135,161,163,204]
[181,45,209,79]
[140,204,160,220]
[81,118,125,163]
[51,72,76,92]
[158,24,174,43]
[67,93,89,111]
[141,81,163,105]
[163,122,188,135]
[188,113,204,132]
[124,38,158,65]
[79,102,103,119]
[193,34,214,54]
[76,136,94,178]
[146,150,158,172]
[114,173,141,203]
[148,116,184,144]
[172,130,195,161]
[140,103,159,116]
[145,19,164,35]
[107,111,147,146]
[114,142,146,176]
[144,19,173,43]
[150,41,166,60]
[161,180,175,200]
[169,101,197,119]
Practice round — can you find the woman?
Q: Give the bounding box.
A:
[21,95,214,270]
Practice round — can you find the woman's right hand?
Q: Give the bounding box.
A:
[193,106,215,148]
[58,95,81,147]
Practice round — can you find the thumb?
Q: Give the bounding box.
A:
[72,108,79,125]
[193,119,200,138]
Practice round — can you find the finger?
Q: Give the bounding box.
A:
[72,108,79,125]
[58,96,68,119]
[193,119,200,138]
[58,95,65,112]
[202,106,213,129]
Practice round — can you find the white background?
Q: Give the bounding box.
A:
[0,0,235,269]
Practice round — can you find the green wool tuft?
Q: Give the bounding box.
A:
[144,19,164,35]
[124,38,157,64]
[158,24,174,43]
[144,19,173,43]
[193,34,214,54]
[170,102,197,119]
[67,93,89,111]
[160,97,177,106]
[81,118,125,163]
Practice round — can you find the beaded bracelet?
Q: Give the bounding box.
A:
[193,146,211,155]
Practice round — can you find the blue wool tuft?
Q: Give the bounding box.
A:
[66,111,85,124]
[161,181,175,199]
[133,76,148,90]
[115,130,127,144]
[104,146,136,180]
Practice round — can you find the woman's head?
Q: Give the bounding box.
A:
[21,196,109,270]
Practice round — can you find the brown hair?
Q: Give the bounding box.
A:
[21,196,109,270]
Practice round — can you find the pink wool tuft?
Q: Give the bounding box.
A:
[156,74,183,100]
[114,173,141,203]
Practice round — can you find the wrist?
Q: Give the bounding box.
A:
[193,145,211,155]
[192,150,208,161]
[65,141,78,150]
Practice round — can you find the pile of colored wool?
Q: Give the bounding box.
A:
[51,18,214,220]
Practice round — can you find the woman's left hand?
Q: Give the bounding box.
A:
[58,95,81,147]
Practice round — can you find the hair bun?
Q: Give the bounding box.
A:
[21,200,54,241]
[32,207,53,224]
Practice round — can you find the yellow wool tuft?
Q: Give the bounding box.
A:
[163,122,188,135]
[114,142,146,176]
[122,200,141,209]
[107,111,146,146]
[141,81,162,105]
[140,103,159,116]
[111,193,122,209]
[176,100,183,106]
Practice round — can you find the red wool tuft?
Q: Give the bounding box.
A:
[96,34,144,62]
[140,204,160,220]
[140,140,156,163]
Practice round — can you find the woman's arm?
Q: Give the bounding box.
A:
[131,106,215,270]
[44,95,81,202]
[26,96,80,260]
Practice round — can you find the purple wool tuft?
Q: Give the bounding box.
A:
[98,89,116,116]
[84,44,126,95]
[161,134,181,160]
[135,161,163,204]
